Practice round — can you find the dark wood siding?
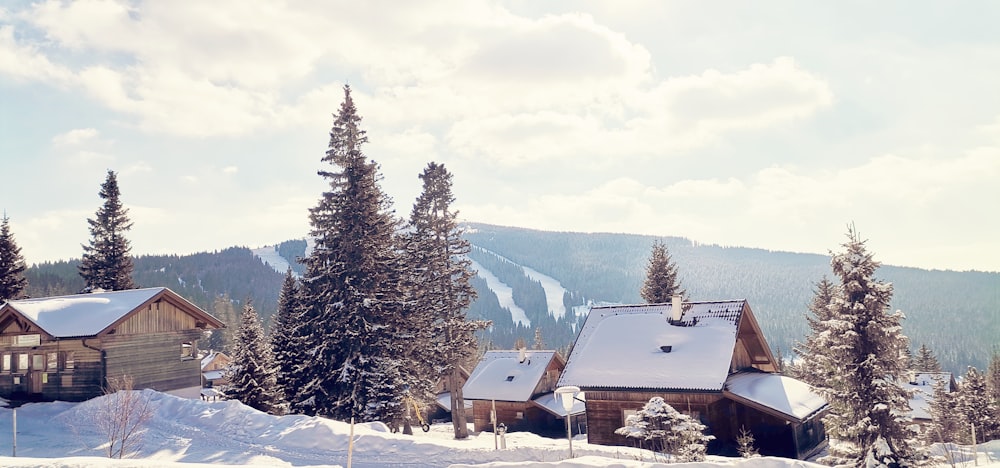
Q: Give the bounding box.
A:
[103,330,204,391]
[471,400,559,435]
[113,299,201,335]
[583,390,723,446]
[0,338,103,402]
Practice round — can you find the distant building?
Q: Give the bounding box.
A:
[463,349,585,437]
[557,298,828,460]
[0,287,224,402]
[906,371,957,428]
[201,350,232,388]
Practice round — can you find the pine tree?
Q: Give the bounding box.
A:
[792,277,840,386]
[614,396,713,461]
[295,85,407,422]
[926,380,960,443]
[207,294,239,353]
[0,214,28,302]
[913,344,942,373]
[270,268,304,406]
[804,227,915,467]
[533,327,544,350]
[403,161,488,439]
[640,240,685,303]
[987,350,1000,405]
[956,366,1000,443]
[79,170,136,291]
[225,300,285,414]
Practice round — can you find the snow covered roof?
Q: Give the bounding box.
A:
[557,301,746,391]
[463,350,559,402]
[531,391,586,418]
[906,372,954,420]
[434,392,473,412]
[724,372,827,422]
[3,287,221,338]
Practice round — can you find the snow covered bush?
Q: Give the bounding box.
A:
[615,396,714,462]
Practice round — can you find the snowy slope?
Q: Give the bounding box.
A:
[251,245,294,276]
[521,265,568,320]
[0,391,995,468]
[470,258,531,327]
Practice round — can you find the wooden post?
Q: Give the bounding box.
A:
[971,422,978,466]
[347,417,354,468]
[11,408,15,457]
[492,399,498,450]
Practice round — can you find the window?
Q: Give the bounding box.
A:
[17,354,28,372]
[2,354,9,372]
[32,354,44,370]
[181,342,194,360]
[47,352,58,371]
[64,351,75,371]
[515,411,524,419]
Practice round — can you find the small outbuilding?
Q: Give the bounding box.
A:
[557,298,827,459]
[462,349,584,437]
[0,287,224,402]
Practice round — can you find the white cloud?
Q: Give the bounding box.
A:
[52,128,99,146]
[223,166,239,174]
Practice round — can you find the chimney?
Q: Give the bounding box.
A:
[671,295,683,322]
[518,347,527,363]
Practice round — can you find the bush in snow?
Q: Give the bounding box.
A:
[615,396,713,462]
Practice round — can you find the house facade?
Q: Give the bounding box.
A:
[0,287,224,402]
[557,298,827,459]
[462,349,584,437]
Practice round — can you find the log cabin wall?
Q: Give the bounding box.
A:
[0,337,103,402]
[583,390,723,446]
[102,329,204,391]
[471,400,553,434]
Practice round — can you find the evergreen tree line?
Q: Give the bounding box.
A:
[228,86,487,439]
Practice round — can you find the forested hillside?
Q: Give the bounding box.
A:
[461,223,999,375]
[22,223,997,375]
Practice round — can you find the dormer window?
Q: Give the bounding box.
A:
[505,375,515,382]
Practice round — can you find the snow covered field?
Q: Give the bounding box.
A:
[0,391,995,468]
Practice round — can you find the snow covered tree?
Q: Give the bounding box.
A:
[802,227,915,467]
[79,170,136,291]
[403,161,488,439]
[791,277,840,386]
[912,344,942,373]
[225,300,285,415]
[615,396,713,462]
[926,380,960,443]
[956,366,999,443]
[988,350,1000,405]
[736,425,759,458]
[295,85,407,423]
[270,268,305,407]
[0,213,28,302]
[640,240,686,303]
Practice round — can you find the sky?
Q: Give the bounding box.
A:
[1,1,999,272]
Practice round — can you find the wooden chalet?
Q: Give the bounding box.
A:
[0,287,224,402]
[462,349,585,437]
[906,371,957,431]
[557,298,828,460]
[201,350,232,388]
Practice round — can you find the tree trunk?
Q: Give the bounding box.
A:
[449,368,469,439]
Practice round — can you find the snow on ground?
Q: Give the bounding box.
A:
[0,391,994,468]
[470,258,530,327]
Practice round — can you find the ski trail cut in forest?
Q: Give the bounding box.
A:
[518,265,568,320]
[252,245,294,276]
[469,258,530,327]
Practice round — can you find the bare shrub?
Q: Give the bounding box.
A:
[95,375,153,458]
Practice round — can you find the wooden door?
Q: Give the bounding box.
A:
[29,353,44,394]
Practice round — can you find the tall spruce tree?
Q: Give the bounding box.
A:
[296,85,407,422]
[912,344,942,373]
[987,350,1000,405]
[803,227,915,467]
[956,366,1000,443]
[640,240,685,303]
[792,277,840,385]
[0,214,28,302]
[270,268,304,407]
[403,162,487,439]
[79,170,136,291]
[225,300,285,415]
